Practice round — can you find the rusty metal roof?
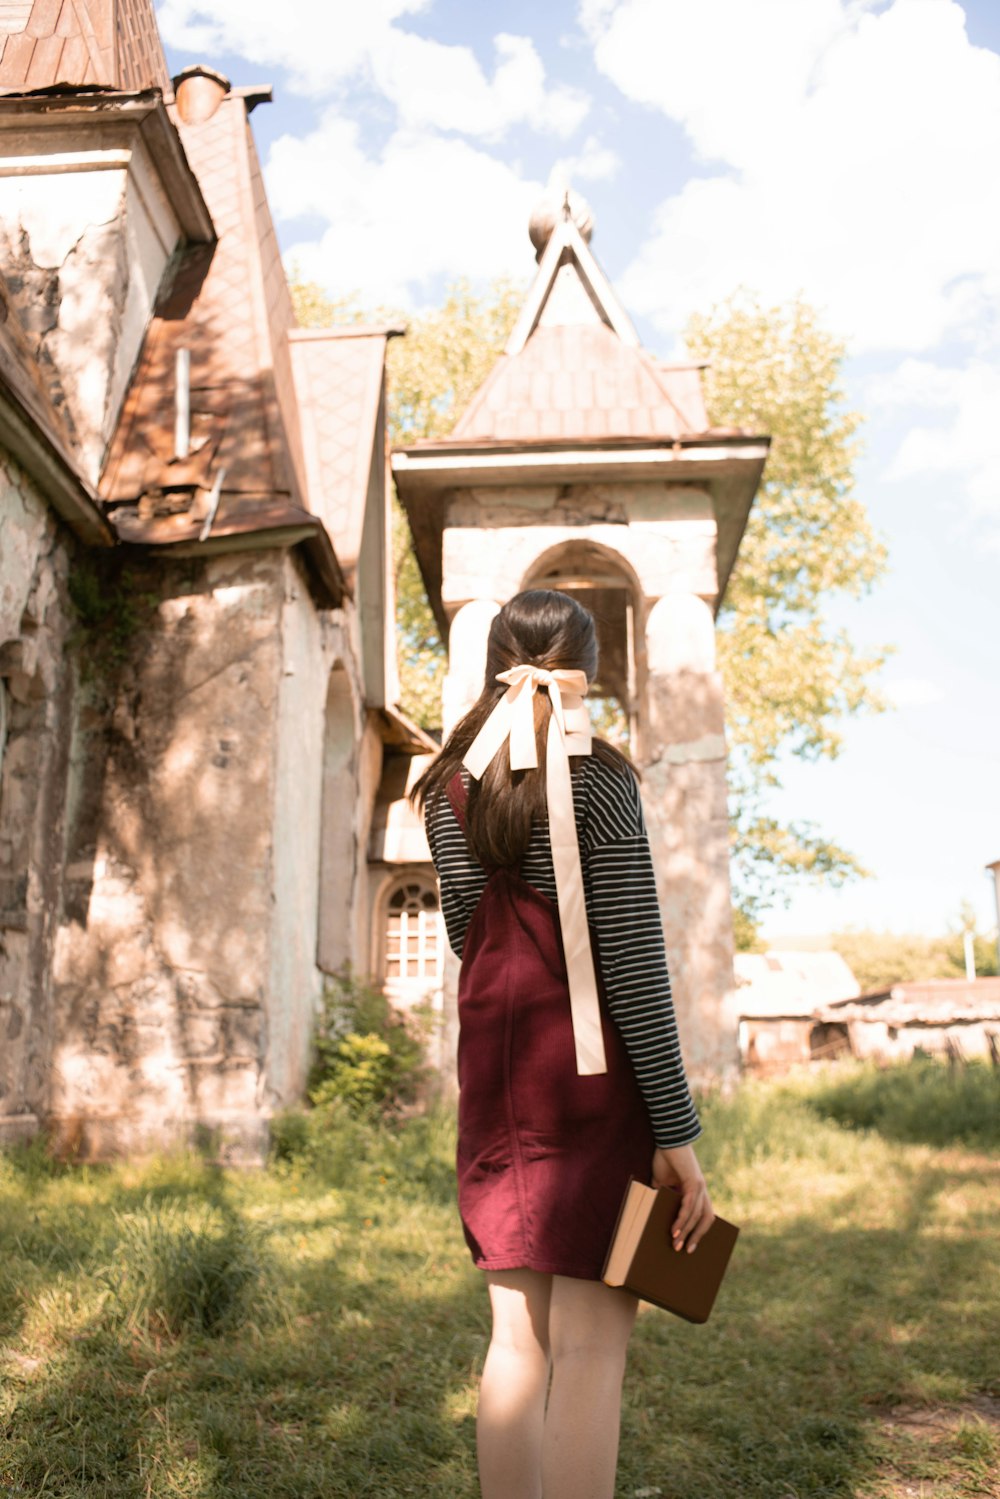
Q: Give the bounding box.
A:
[827,977,1000,1025]
[0,0,169,93]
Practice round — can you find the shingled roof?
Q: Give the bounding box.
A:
[448,209,709,445]
[289,326,402,576]
[99,82,397,604]
[0,0,169,93]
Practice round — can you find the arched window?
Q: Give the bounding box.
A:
[384,879,440,984]
[523,539,643,754]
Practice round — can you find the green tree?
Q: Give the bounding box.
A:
[829,908,998,992]
[291,276,890,928]
[683,291,891,937]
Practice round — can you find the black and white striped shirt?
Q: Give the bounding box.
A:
[425,755,701,1149]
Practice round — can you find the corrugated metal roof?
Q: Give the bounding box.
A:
[735,950,861,1018]
[828,977,1000,1025]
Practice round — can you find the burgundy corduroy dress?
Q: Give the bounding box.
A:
[447,776,654,1281]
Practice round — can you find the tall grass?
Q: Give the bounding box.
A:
[101,1197,279,1336]
[803,1054,1000,1149]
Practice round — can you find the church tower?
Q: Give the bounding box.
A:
[392,192,770,1081]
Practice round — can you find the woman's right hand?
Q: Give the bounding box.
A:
[651,1143,714,1253]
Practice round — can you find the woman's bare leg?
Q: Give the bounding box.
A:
[477,1270,553,1499]
[542,1276,638,1499]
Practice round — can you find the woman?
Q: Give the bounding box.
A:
[413,589,713,1499]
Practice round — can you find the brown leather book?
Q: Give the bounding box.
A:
[602,1178,740,1323]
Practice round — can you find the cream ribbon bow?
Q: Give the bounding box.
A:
[462,664,607,1076]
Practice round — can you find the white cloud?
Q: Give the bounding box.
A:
[884,677,945,709]
[374,32,588,139]
[581,0,1000,355]
[268,115,542,307]
[156,0,427,93]
[870,357,1000,521]
[548,134,620,187]
[157,1,588,137]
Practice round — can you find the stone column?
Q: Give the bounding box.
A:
[442,598,500,734]
[639,593,739,1084]
[436,599,500,1093]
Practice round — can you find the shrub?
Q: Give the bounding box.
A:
[101,1198,275,1337]
[309,970,431,1118]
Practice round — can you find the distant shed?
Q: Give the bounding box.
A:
[734,951,860,1071]
[823,978,1000,1063]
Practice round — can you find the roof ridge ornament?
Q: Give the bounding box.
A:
[529,184,594,261]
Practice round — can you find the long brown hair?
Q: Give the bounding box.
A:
[411,589,633,868]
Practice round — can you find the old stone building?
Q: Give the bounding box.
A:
[1,5,768,1158]
[0,0,434,1158]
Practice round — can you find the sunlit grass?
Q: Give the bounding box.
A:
[1,1063,998,1497]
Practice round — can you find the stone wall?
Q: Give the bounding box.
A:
[0,153,181,481]
[46,548,289,1158]
[1,507,375,1160]
[0,455,80,1142]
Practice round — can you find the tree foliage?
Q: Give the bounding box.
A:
[829,916,998,992]
[291,274,891,927]
[683,291,891,933]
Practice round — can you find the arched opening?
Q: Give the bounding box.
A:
[317,664,357,974]
[523,540,644,752]
[380,875,442,999]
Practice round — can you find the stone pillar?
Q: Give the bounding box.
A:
[639,593,739,1084]
[442,598,500,733]
[437,598,500,1093]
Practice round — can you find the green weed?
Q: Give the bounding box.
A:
[100,1197,278,1337]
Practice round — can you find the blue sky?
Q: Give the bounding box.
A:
[158,0,1000,944]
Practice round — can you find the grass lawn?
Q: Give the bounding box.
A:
[1,1061,998,1498]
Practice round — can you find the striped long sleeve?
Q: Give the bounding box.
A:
[425,756,701,1149]
[578,761,701,1148]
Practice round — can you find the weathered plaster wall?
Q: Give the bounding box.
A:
[0,456,78,1142]
[1,499,382,1157]
[48,551,286,1159]
[352,717,384,972]
[267,554,380,1105]
[0,151,181,480]
[442,483,717,610]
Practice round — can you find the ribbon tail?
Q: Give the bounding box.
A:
[546,714,608,1076]
[508,676,539,772]
[463,695,515,780]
